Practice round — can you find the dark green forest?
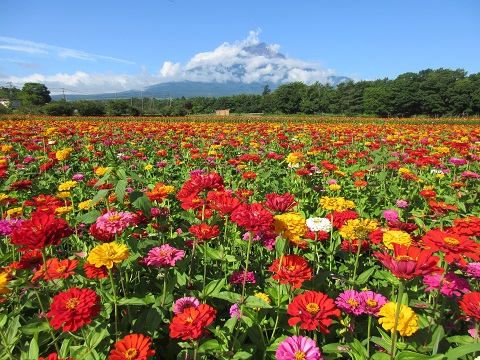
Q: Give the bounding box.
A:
[1,68,479,117]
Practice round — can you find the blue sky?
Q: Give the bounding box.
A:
[1,0,479,95]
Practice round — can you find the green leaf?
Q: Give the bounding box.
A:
[117,297,155,306]
[20,321,51,335]
[355,266,377,285]
[198,339,222,353]
[430,324,445,355]
[93,167,112,187]
[27,336,39,360]
[275,236,287,258]
[76,210,101,224]
[85,327,109,350]
[5,315,20,344]
[395,351,445,360]
[115,179,128,205]
[444,343,480,360]
[129,191,153,216]
[371,354,391,360]
[244,295,272,309]
[214,291,241,304]
[89,189,109,208]
[203,278,226,298]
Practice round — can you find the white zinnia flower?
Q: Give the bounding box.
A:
[306,217,332,232]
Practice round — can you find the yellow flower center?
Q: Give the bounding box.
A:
[347,298,359,307]
[124,348,138,360]
[294,350,306,359]
[306,302,320,315]
[285,265,296,271]
[66,297,80,309]
[366,299,377,308]
[186,316,194,323]
[108,215,122,222]
[395,255,413,261]
[56,266,67,274]
[444,237,459,246]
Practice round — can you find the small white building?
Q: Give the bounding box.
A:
[0,99,22,109]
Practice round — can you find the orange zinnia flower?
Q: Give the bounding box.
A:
[287,291,340,332]
[108,333,155,360]
[422,229,480,266]
[169,303,216,340]
[269,254,312,289]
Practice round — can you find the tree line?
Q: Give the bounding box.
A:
[1,68,479,117]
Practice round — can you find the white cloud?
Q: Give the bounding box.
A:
[0,32,337,94]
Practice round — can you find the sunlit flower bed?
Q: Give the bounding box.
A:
[1,116,480,360]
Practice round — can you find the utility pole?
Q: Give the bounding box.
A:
[8,82,12,99]
[141,91,144,112]
[62,88,66,101]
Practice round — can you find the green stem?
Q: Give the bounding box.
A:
[108,268,119,341]
[351,237,363,288]
[390,280,405,360]
[240,232,253,303]
[34,289,60,354]
[367,315,372,358]
[161,267,168,307]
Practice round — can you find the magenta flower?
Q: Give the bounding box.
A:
[0,219,25,237]
[276,335,323,360]
[229,270,256,285]
[172,296,200,315]
[449,157,467,166]
[229,303,246,320]
[465,262,480,279]
[358,291,388,317]
[94,211,135,235]
[335,290,363,316]
[382,209,399,221]
[396,200,409,208]
[72,173,85,181]
[144,244,185,267]
[423,272,471,297]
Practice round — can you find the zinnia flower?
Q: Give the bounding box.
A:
[335,290,363,316]
[423,272,471,297]
[108,333,155,360]
[269,254,312,289]
[230,202,274,233]
[169,303,216,340]
[0,272,12,295]
[276,335,323,360]
[47,287,101,332]
[382,230,412,250]
[339,218,378,240]
[319,196,355,212]
[287,291,340,332]
[87,242,130,269]
[422,229,480,266]
[274,212,307,242]
[458,291,480,321]
[83,263,112,279]
[95,211,135,235]
[44,258,79,281]
[306,217,332,233]
[358,291,388,317]
[188,222,220,241]
[229,270,256,285]
[144,244,185,267]
[172,297,200,315]
[374,243,443,280]
[10,210,74,251]
[264,192,298,213]
[378,302,419,337]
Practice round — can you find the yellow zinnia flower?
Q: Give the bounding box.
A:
[319,196,356,212]
[253,292,272,310]
[6,207,23,217]
[55,206,73,216]
[0,193,9,202]
[274,212,307,241]
[339,218,379,239]
[378,302,419,337]
[382,230,412,250]
[58,180,78,191]
[55,148,73,161]
[94,166,109,176]
[57,191,71,199]
[0,272,12,295]
[329,184,342,191]
[144,164,153,171]
[87,242,130,269]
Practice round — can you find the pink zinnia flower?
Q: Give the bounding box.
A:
[276,335,323,360]
[229,303,245,320]
[144,244,185,267]
[172,297,200,315]
[464,262,480,279]
[358,291,388,317]
[382,209,399,221]
[423,272,471,297]
[335,290,363,316]
[396,200,409,208]
[95,211,135,234]
[449,157,467,166]
[229,270,256,285]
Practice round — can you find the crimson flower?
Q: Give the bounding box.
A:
[88,222,116,243]
[374,243,443,279]
[269,254,312,289]
[230,202,274,233]
[108,333,155,360]
[10,210,74,251]
[287,291,340,332]
[189,222,220,240]
[458,291,480,321]
[422,229,480,266]
[325,210,359,229]
[83,262,114,279]
[169,303,216,340]
[263,192,298,213]
[207,191,241,217]
[47,287,101,332]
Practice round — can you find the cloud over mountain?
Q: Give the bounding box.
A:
[1,31,338,95]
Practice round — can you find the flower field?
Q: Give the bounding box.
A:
[1,115,480,360]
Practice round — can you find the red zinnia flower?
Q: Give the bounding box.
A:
[169,303,216,340]
[269,254,312,289]
[207,191,241,217]
[10,210,74,251]
[458,291,480,321]
[89,222,116,243]
[374,243,443,279]
[8,179,34,191]
[451,216,480,237]
[242,171,257,180]
[326,210,359,229]
[422,229,480,266]
[419,189,436,199]
[44,258,79,281]
[188,222,220,240]
[230,202,274,233]
[263,192,298,213]
[47,287,101,332]
[108,333,156,360]
[287,291,340,332]
[17,250,43,270]
[39,353,73,360]
[84,262,113,279]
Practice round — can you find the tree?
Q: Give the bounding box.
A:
[20,83,52,106]
[74,100,106,116]
[42,100,74,116]
[262,85,271,96]
[0,86,21,99]
[273,82,308,114]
